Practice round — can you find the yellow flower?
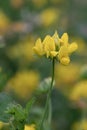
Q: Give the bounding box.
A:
[33,31,78,65]
[58,46,70,65]
[70,80,87,101]
[33,35,58,58]
[33,38,44,56]
[59,33,78,52]
[7,36,36,64]
[6,71,40,100]
[0,11,10,35]
[43,35,58,58]
[55,63,80,87]
[40,8,58,27]
[68,42,78,53]
[58,33,78,65]
[55,63,81,96]
[24,124,35,130]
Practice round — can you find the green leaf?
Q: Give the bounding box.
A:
[25,97,36,116]
[6,103,26,121]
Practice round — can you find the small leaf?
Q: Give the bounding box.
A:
[6,103,26,121]
[25,97,36,116]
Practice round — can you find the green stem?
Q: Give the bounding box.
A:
[39,58,55,130]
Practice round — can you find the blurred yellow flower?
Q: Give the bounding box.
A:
[24,124,35,130]
[7,37,36,64]
[40,8,58,27]
[0,11,10,35]
[70,80,87,101]
[6,71,40,99]
[72,120,87,130]
[55,63,80,88]
[33,31,78,65]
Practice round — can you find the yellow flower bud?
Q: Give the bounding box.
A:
[58,46,68,60]
[33,38,44,56]
[68,42,78,53]
[60,57,70,65]
[59,33,68,45]
[52,31,60,46]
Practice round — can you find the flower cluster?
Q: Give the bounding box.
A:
[33,31,78,65]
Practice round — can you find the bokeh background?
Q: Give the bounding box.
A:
[0,0,87,130]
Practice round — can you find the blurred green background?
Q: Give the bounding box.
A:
[0,0,87,130]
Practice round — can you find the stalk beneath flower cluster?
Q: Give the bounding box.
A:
[39,58,55,130]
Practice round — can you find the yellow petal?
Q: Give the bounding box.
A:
[68,42,78,53]
[58,46,68,60]
[50,51,58,58]
[60,57,70,65]
[33,38,44,56]
[43,35,56,57]
[52,31,60,46]
[60,33,69,45]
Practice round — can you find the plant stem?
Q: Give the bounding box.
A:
[39,58,55,130]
